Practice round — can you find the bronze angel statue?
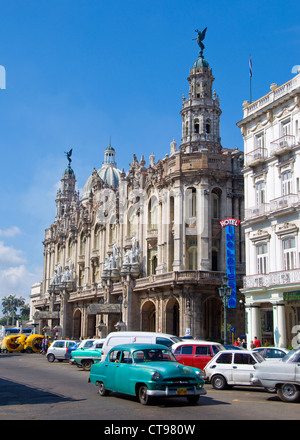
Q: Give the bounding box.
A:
[193,27,207,55]
[64,148,73,164]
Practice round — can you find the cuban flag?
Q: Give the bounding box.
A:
[249,55,253,77]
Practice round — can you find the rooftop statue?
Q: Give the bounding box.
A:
[193,27,207,56]
[64,148,73,165]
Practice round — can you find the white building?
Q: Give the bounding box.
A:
[237,69,300,348]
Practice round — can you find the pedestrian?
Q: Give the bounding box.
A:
[242,338,247,349]
[250,340,255,349]
[41,338,46,354]
[254,336,261,348]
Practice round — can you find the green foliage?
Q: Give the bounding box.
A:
[1,295,29,325]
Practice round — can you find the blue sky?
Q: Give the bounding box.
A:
[0,0,299,308]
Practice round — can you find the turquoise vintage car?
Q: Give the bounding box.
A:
[89,343,207,405]
[71,346,103,371]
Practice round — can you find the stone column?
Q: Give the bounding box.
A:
[273,303,287,348]
[246,304,260,348]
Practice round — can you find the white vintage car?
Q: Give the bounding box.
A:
[251,347,300,402]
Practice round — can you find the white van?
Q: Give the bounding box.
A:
[101,331,181,361]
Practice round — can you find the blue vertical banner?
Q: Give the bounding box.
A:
[220,218,240,309]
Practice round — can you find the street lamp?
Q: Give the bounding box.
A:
[218,275,232,345]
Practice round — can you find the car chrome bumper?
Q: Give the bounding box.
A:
[147,386,207,397]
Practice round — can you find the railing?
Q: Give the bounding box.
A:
[244,75,300,117]
[245,203,270,219]
[270,135,295,156]
[245,147,268,167]
[245,194,300,220]
[269,194,299,212]
[243,268,300,289]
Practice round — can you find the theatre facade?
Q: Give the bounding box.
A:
[30,34,245,341]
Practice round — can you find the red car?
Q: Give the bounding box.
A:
[172,340,225,370]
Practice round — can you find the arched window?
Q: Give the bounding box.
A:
[80,233,86,255]
[194,118,199,134]
[186,187,197,218]
[185,121,189,136]
[67,238,73,259]
[211,189,221,218]
[127,206,138,237]
[148,196,158,229]
[186,238,197,270]
[206,118,211,134]
[109,222,117,244]
[94,224,101,250]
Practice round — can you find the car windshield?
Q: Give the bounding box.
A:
[133,348,176,363]
[84,341,94,348]
[282,348,300,363]
[252,352,264,363]
[212,344,225,354]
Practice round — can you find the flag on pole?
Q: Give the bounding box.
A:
[249,55,253,77]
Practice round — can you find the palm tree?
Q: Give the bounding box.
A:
[2,295,26,325]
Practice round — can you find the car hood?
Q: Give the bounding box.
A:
[135,361,199,377]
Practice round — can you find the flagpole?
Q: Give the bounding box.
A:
[249,54,252,103]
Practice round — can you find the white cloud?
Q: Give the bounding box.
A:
[0,226,21,237]
[0,241,26,267]
[0,264,43,306]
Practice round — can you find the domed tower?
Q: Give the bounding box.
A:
[180,28,222,154]
[55,149,78,220]
[82,142,122,201]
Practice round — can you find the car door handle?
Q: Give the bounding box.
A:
[233,366,237,369]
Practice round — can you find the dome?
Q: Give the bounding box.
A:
[193,55,209,69]
[63,164,75,176]
[81,144,122,200]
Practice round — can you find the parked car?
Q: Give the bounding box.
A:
[172,340,225,370]
[204,349,265,390]
[65,340,81,360]
[252,346,290,360]
[101,331,181,361]
[76,338,101,349]
[251,347,300,402]
[223,345,246,350]
[46,339,78,362]
[89,343,207,405]
[70,339,105,370]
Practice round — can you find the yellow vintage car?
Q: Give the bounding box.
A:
[1,334,27,352]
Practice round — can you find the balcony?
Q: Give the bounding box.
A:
[243,268,300,289]
[244,203,270,220]
[245,148,268,167]
[270,135,295,156]
[269,193,299,214]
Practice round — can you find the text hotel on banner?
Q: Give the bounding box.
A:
[219,218,241,308]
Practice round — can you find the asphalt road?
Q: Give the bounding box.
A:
[0,352,298,423]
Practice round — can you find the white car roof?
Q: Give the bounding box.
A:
[172,340,223,349]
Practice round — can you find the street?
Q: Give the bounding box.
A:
[0,352,298,422]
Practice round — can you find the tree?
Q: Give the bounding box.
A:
[2,295,26,326]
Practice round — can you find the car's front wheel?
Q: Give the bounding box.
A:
[277,383,300,403]
[47,353,55,363]
[138,385,152,405]
[97,381,110,396]
[211,374,227,390]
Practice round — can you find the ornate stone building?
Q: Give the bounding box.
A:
[30,34,245,341]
